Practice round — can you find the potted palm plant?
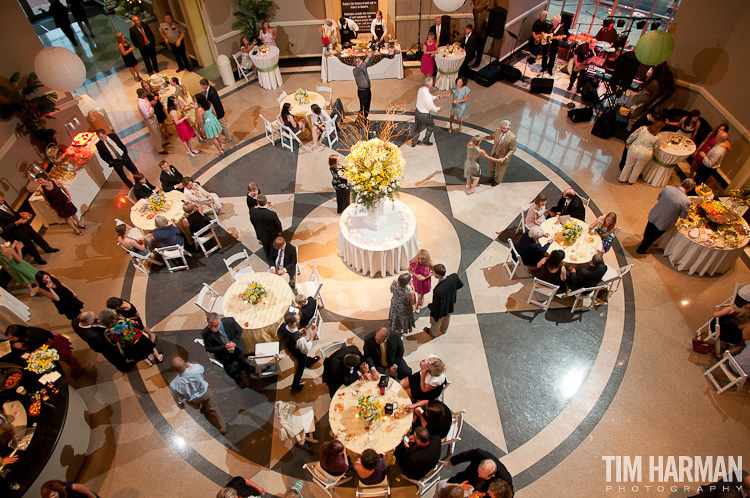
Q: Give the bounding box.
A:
[0,72,59,151]
[233,0,276,40]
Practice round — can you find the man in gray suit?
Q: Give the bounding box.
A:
[484,120,517,186]
[201,312,255,388]
[637,178,695,254]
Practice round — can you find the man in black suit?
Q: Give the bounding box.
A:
[459,25,479,77]
[548,188,586,221]
[72,311,134,372]
[132,173,158,200]
[322,344,369,396]
[0,194,58,265]
[394,426,442,480]
[424,264,464,337]
[249,194,282,263]
[158,160,184,192]
[363,327,412,380]
[270,236,297,286]
[201,312,255,389]
[447,448,514,494]
[95,129,140,188]
[199,78,233,142]
[291,294,316,328]
[276,312,320,392]
[429,16,451,47]
[567,253,607,291]
[129,15,159,75]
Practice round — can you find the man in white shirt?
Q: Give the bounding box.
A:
[411,77,443,147]
[136,88,168,154]
[276,312,320,392]
[169,356,227,434]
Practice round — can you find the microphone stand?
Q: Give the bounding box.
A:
[405,0,424,58]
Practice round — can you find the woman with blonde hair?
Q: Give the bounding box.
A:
[171,77,203,140]
[525,193,547,228]
[618,120,665,184]
[589,211,618,252]
[464,135,490,194]
[116,32,141,82]
[401,355,446,401]
[408,249,433,312]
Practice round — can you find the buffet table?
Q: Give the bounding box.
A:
[538,217,603,265]
[222,272,295,351]
[641,131,696,187]
[321,47,404,83]
[250,46,283,90]
[329,377,412,464]
[338,200,418,277]
[434,47,466,91]
[129,190,186,231]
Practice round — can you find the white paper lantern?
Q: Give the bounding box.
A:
[433,0,465,12]
[33,47,86,92]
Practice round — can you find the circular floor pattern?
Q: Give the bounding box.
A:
[121,113,634,494]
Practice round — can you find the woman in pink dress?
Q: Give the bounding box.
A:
[421,32,437,76]
[408,249,433,312]
[167,96,200,157]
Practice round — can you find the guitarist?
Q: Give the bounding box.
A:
[528,11,549,58]
[567,38,597,93]
[542,15,567,76]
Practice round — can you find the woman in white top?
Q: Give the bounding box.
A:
[401,355,447,402]
[310,103,332,150]
[525,193,547,228]
[258,20,276,46]
[239,36,258,79]
[370,11,387,43]
[618,120,664,184]
[180,176,226,214]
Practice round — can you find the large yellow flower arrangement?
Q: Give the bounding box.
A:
[344,139,404,209]
[25,344,59,374]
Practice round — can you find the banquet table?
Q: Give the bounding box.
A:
[663,219,750,277]
[222,272,295,351]
[538,217,603,265]
[321,48,404,83]
[641,131,696,187]
[434,48,466,91]
[279,91,326,129]
[129,190,186,231]
[329,377,412,463]
[338,200,419,277]
[250,46,283,90]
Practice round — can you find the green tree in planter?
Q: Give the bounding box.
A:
[233,0,276,41]
[0,72,59,146]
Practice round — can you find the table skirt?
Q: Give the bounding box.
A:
[338,232,418,277]
[434,53,465,91]
[251,46,283,90]
[641,159,675,188]
[321,53,404,83]
[663,230,747,276]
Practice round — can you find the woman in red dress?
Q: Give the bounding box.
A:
[421,32,437,76]
[37,173,86,235]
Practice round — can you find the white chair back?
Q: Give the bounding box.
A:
[695,317,722,355]
[704,350,748,394]
[277,90,288,104]
[126,188,137,205]
[154,244,189,272]
[569,284,608,312]
[320,341,346,360]
[316,85,333,109]
[194,283,223,314]
[192,220,222,257]
[260,114,280,145]
[503,238,530,280]
[442,409,466,456]
[356,476,390,498]
[402,461,445,496]
[322,114,339,148]
[517,202,533,233]
[303,461,352,496]
[224,249,255,280]
[527,277,560,311]
[278,122,302,152]
[719,282,741,307]
[296,265,326,308]
[232,51,254,82]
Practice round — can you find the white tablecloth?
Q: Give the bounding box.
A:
[434,48,465,91]
[338,200,418,277]
[664,229,749,276]
[130,190,186,231]
[321,52,404,83]
[642,131,697,188]
[29,166,100,226]
[538,217,603,265]
[0,288,30,323]
[251,46,283,90]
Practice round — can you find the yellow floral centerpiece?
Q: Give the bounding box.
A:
[25,345,59,375]
[295,88,309,104]
[240,281,267,305]
[669,134,683,145]
[357,394,384,422]
[344,139,404,209]
[148,192,166,212]
[562,220,583,244]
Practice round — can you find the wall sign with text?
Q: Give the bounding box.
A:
[341,0,379,32]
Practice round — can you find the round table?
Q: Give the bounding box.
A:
[279,91,326,129]
[129,190,186,231]
[329,378,412,462]
[338,200,419,277]
[250,46,283,90]
[663,220,750,276]
[434,48,466,91]
[642,131,696,187]
[222,272,295,350]
[538,217,603,265]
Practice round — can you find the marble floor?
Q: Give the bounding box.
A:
[15,17,750,498]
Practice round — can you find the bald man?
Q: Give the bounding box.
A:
[169,356,227,434]
[447,448,514,494]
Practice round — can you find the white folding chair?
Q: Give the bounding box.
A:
[192,220,222,257]
[194,283,223,314]
[232,51,255,82]
[402,462,445,496]
[704,350,748,394]
[719,283,741,307]
[321,114,339,148]
[249,341,283,378]
[277,90,288,104]
[695,317,722,355]
[296,265,325,308]
[504,238,531,280]
[516,202,533,233]
[196,197,220,222]
[563,284,608,312]
[356,476,390,498]
[442,409,465,456]
[527,277,560,311]
[224,250,255,280]
[118,243,162,276]
[602,263,633,297]
[260,113,281,145]
[320,341,346,360]
[193,338,225,369]
[126,188,138,205]
[303,461,352,496]
[154,244,189,272]
[279,122,302,152]
[316,85,333,110]
[580,195,591,208]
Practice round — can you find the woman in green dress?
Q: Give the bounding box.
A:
[0,242,38,297]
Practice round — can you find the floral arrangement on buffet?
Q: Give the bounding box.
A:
[25,345,59,375]
[148,192,166,212]
[561,220,583,244]
[357,394,384,422]
[345,139,404,210]
[678,203,749,249]
[294,88,309,104]
[240,281,267,304]
[695,184,713,197]
[729,188,750,206]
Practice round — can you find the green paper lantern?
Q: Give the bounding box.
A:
[635,30,674,66]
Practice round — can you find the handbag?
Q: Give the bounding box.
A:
[691,338,715,354]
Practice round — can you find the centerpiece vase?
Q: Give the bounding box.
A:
[361,198,387,231]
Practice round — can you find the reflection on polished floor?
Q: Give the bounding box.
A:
[20,17,750,498]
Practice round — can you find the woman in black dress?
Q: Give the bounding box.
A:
[140,80,172,139]
[535,249,567,288]
[35,271,84,320]
[329,156,350,214]
[246,182,260,210]
[67,0,94,37]
[37,173,86,235]
[116,32,141,82]
[401,355,447,402]
[181,202,211,235]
